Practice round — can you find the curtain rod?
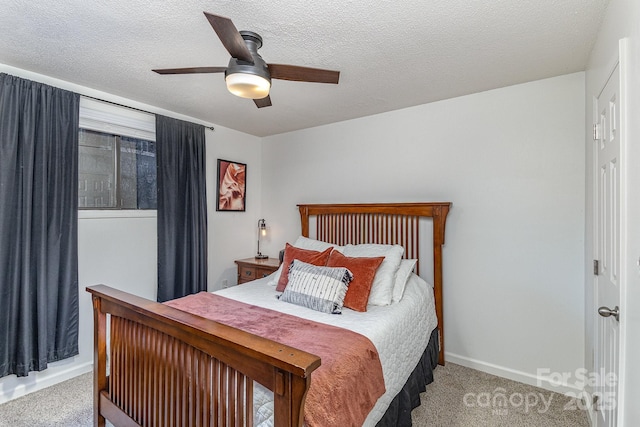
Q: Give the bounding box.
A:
[82,95,215,132]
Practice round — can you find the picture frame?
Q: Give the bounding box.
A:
[216,159,246,212]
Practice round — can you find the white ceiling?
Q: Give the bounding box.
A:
[1,0,609,137]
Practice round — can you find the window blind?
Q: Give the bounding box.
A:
[79,96,155,141]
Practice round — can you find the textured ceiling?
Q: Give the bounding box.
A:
[1,0,608,137]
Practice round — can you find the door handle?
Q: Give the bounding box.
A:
[598,306,620,321]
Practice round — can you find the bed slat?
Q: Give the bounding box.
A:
[313,212,421,271]
[108,316,255,427]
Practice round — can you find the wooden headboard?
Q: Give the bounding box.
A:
[298,202,451,365]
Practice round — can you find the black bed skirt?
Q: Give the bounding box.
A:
[375,327,440,427]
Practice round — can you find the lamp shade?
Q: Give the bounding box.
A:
[226,73,271,99]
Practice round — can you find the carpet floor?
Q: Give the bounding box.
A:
[0,363,590,426]
[412,363,590,426]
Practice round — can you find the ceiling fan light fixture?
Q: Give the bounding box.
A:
[153,13,340,108]
[225,73,271,99]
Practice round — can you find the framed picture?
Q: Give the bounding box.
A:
[216,159,246,212]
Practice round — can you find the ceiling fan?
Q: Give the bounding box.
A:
[152,12,340,108]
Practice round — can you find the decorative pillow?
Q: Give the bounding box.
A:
[326,250,384,312]
[267,237,340,287]
[279,260,353,314]
[276,244,333,292]
[267,236,336,286]
[342,244,404,306]
[392,259,418,303]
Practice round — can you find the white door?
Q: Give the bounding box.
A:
[594,62,621,427]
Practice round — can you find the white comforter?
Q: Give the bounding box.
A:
[215,272,437,426]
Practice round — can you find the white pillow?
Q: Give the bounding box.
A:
[392,259,418,303]
[265,267,282,286]
[266,237,342,286]
[293,236,343,252]
[342,243,404,306]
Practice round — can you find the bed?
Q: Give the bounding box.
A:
[87,202,450,427]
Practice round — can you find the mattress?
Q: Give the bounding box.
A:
[215,272,437,426]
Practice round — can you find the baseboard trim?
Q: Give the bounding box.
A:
[444,352,585,396]
[0,361,92,404]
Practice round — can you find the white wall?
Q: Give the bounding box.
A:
[585,0,640,424]
[0,64,262,403]
[261,73,586,392]
[207,125,264,291]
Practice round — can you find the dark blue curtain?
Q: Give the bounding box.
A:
[156,115,207,302]
[0,74,79,378]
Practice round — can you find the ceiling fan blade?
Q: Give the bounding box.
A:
[254,96,272,108]
[267,64,340,84]
[203,12,254,63]
[152,67,227,75]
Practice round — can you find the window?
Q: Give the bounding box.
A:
[78,129,156,209]
[78,97,157,210]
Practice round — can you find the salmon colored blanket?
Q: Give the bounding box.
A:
[166,292,385,427]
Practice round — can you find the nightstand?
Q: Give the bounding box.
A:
[234,257,280,284]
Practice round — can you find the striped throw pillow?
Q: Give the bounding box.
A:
[279,260,353,314]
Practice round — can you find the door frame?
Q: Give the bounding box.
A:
[616,37,629,426]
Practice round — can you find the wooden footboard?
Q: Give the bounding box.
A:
[87,285,320,427]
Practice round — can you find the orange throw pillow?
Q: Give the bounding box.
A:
[326,250,384,312]
[276,243,333,292]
